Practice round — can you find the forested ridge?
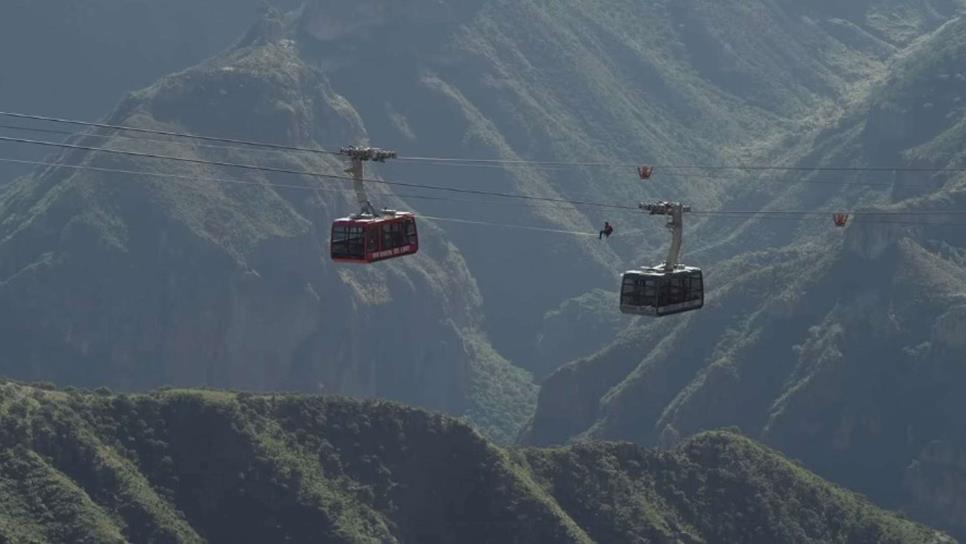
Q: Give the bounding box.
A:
[0,381,952,543]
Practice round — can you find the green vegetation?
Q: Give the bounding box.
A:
[533,289,624,378]
[2,0,966,539]
[526,10,966,540]
[0,382,950,543]
[0,0,959,444]
[0,18,536,444]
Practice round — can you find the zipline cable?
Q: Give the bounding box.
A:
[0,157,620,237]
[2,157,964,231]
[2,138,965,221]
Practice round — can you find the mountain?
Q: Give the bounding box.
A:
[524,11,966,539]
[0,0,958,433]
[0,10,536,443]
[0,381,953,543]
[302,0,960,370]
[3,0,966,534]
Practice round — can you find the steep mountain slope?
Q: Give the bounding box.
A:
[0,0,940,443]
[302,0,959,368]
[1,0,957,412]
[0,20,535,443]
[0,381,952,543]
[525,12,966,538]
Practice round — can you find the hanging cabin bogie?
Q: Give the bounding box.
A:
[331,213,419,264]
[620,266,704,317]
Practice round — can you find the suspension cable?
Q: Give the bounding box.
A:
[0,121,927,189]
[0,111,343,157]
[3,109,966,176]
[0,135,643,212]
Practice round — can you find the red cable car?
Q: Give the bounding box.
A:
[331,211,419,264]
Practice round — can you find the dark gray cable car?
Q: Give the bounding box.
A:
[620,202,704,317]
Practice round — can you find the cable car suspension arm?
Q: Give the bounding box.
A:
[642,201,691,271]
[340,145,397,216]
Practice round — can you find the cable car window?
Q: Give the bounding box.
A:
[405,219,417,245]
[347,226,365,258]
[642,279,656,306]
[668,276,685,305]
[390,221,405,248]
[367,227,379,252]
[621,277,637,305]
[332,225,348,242]
[331,225,350,258]
[621,277,638,301]
[382,223,393,249]
[689,275,703,301]
[658,278,669,305]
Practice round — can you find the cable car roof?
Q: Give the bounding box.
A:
[334,211,416,223]
[623,265,702,277]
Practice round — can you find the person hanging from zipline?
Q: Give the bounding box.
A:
[599,221,614,240]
